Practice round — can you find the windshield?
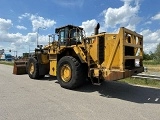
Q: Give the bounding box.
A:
[70,28,83,42]
[58,27,84,45]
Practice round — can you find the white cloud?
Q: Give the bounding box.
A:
[0,18,33,52]
[3,32,37,54]
[143,43,158,54]
[152,13,160,20]
[19,13,56,31]
[52,0,84,7]
[81,0,142,36]
[140,29,160,53]
[0,18,18,42]
[10,43,16,51]
[16,25,27,30]
[30,14,56,31]
[18,13,30,19]
[26,33,36,42]
[0,18,13,32]
[0,45,3,49]
[102,0,141,31]
[7,33,25,42]
[144,21,152,25]
[38,35,48,45]
[141,29,160,43]
[80,19,98,36]
[0,16,54,55]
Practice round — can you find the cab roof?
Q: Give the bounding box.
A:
[55,24,83,33]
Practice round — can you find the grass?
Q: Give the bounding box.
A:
[144,64,160,72]
[143,60,160,65]
[119,78,160,88]
[0,61,14,66]
[143,60,160,71]
[145,66,160,72]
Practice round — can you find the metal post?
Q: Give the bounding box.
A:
[13,51,17,59]
[37,27,46,47]
[48,34,53,45]
[37,28,39,47]
[28,43,30,57]
[16,51,17,59]
[29,44,30,54]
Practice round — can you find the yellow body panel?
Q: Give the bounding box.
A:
[49,54,57,76]
[103,38,120,69]
[73,46,87,63]
[88,37,98,63]
[49,60,57,76]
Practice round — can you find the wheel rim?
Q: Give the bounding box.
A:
[60,64,71,82]
[29,63,34,75]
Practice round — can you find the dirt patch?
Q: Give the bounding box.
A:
[144,65,160,72]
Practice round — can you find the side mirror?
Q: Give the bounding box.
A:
[37,45,43,49]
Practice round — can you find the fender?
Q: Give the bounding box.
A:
[73,46,87,63]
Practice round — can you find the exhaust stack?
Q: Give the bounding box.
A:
[94,23,100,35]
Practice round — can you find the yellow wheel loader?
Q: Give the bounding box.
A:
[14,23,144,89]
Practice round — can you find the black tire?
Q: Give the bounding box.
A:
[57,56,86,89]
[27,57,39,79]
[26,62,28,74]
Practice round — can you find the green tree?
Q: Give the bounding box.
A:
[154,43,160,63]
[143,51,155,60]
[149,51,156,60]
[143,52,150,60]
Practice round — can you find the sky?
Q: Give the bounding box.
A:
[0,0,160,56]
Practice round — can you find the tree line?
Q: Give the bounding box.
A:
[143,43,160,63]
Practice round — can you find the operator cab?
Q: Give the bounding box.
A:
[55,25,84,46]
